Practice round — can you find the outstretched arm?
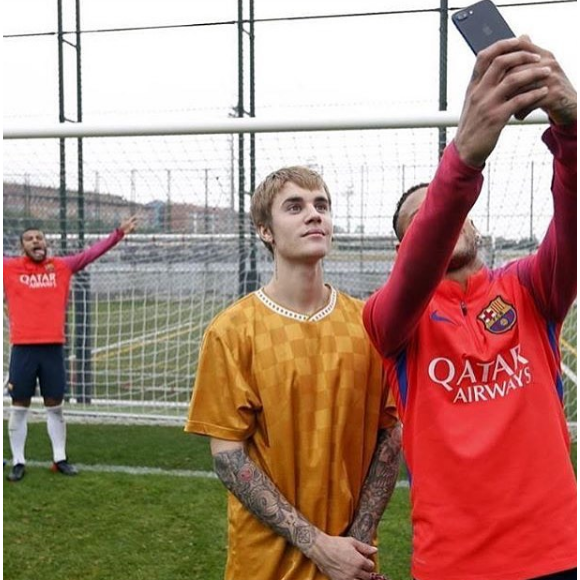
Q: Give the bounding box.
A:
[62,215,138,273]
[346,424,402,544]
[513,41,577,321]
[211,438,378,580]
[364,38,554,357]
[363,148,482,357]
[516,123,577,322]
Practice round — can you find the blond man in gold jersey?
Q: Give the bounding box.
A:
[185,166,401,580]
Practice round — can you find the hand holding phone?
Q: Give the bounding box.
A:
[452,0,515,54]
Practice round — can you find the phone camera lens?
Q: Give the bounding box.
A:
[457,11,469,21]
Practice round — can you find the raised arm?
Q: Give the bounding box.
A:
[364,38,554,357]
[515,124,576,321]
[211,438,379,580]
[363,147,482,357]
[513,44,577,322]
[346,424,402,544]
[62,215,138,273]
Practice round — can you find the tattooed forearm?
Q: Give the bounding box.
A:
[553,96,576,126]
[213,448,318,555]
[347,424,402,544]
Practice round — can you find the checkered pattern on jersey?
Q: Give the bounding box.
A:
[185,289,396,580]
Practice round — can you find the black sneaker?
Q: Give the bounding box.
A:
[7,463,26,482]
[50,460,78,476]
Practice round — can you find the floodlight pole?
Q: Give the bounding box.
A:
[57,0,92,403]
[57,0,67,254]
[248,0,258,294]
[438,0,449,160]
[237,0,258,297]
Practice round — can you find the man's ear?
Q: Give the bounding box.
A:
[259,224,274,245]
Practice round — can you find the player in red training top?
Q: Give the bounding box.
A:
[363,38,576,580]
[3,216,138,482]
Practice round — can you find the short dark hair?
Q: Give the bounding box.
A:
[19,225,45,244]
[392,182,430,241]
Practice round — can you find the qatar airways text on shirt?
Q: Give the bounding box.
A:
[19,273,57,289]
[427,345,533,404]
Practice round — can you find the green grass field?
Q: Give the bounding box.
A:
[3,422,412,580]
[2,295,577,579]
[3,296,214,404]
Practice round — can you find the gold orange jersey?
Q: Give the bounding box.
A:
[185,287,397,580]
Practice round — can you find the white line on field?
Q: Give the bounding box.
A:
[92,320,201,359]
[15,460,411,486]
[21,460,218,479]
[562,363,577,384]
[91,321,184,354]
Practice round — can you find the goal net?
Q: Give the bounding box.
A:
[3,118,577,437]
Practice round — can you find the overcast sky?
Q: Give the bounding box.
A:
[4,0,577,122]
[3,1,578,238]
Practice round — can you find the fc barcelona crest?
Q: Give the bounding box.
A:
[477,296,517,334]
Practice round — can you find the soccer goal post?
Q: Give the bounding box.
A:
[3,112,577,439]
